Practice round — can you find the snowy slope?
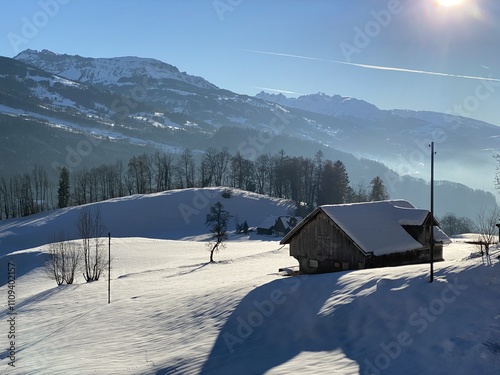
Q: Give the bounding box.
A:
[15,49,217,90]
[0,239,499,374]
[0,189,499,374]
[0,187,295,254]
[256,91,383,120]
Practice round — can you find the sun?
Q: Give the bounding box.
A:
[436,0,465,6]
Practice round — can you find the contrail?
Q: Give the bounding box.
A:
[241,49,500,83]
[252,86,300,95]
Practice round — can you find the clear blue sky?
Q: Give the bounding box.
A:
[1,0,499,125]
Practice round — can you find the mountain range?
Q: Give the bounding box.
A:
[0,49,498,219]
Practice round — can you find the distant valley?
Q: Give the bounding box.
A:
[0,49,498,219]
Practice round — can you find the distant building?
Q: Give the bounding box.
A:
[273,216,300,236]
[257,215,301,236]
[280,200,451,274]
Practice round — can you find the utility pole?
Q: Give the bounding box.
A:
[108,232,111,304]
[430,142,435,283]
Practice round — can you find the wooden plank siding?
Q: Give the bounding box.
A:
[289,211,367,274]
[372,247,443,268]
[287,210,444,274]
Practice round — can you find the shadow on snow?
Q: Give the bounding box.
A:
[157,262,500,375]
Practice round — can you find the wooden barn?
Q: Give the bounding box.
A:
[257,215,279,235]
[257,215,301,236]
[280,200,451,274]
[274,216,300,236]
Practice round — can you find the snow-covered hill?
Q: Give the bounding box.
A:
[0,188,499,374]
[0,187,295,255]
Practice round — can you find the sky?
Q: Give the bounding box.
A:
[1,0,500,126]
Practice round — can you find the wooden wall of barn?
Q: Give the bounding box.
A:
[402,224,434,249]
[372,246,443,268]
[289,211,366,273]
[288,210,445,274]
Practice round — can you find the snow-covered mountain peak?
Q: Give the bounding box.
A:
[256,91,382,120]
[15,49,218,90]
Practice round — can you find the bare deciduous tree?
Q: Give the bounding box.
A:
[63,240,81,284]
[152,151,174,192]
[45,232,81,285]
[178,148,196,188]
[77,207,107,282]
[474,206,500,263]
[439,213,474,236]
[46,238,65,286]
[474,206,500,244]
[205,202,232,263]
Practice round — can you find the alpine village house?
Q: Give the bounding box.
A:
[280,200,451,274]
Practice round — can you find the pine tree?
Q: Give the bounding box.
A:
[317,160,335,205]
[57,167,70,208]
[317,160,350,205]
[313,150,324,206]
[331,160,350,204]
[370,176,390,201]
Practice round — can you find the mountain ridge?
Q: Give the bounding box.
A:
[1,49,498,219]
[15,48,218,90]
[256,91,383,120]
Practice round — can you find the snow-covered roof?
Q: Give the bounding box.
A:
[276,216,302,230]
[257,215,302,231]
[281,200,451,256]
[257,215,279,229]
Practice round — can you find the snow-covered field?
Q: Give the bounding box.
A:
[1,189,499,374]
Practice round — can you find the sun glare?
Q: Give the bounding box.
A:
[437,0,465,6]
